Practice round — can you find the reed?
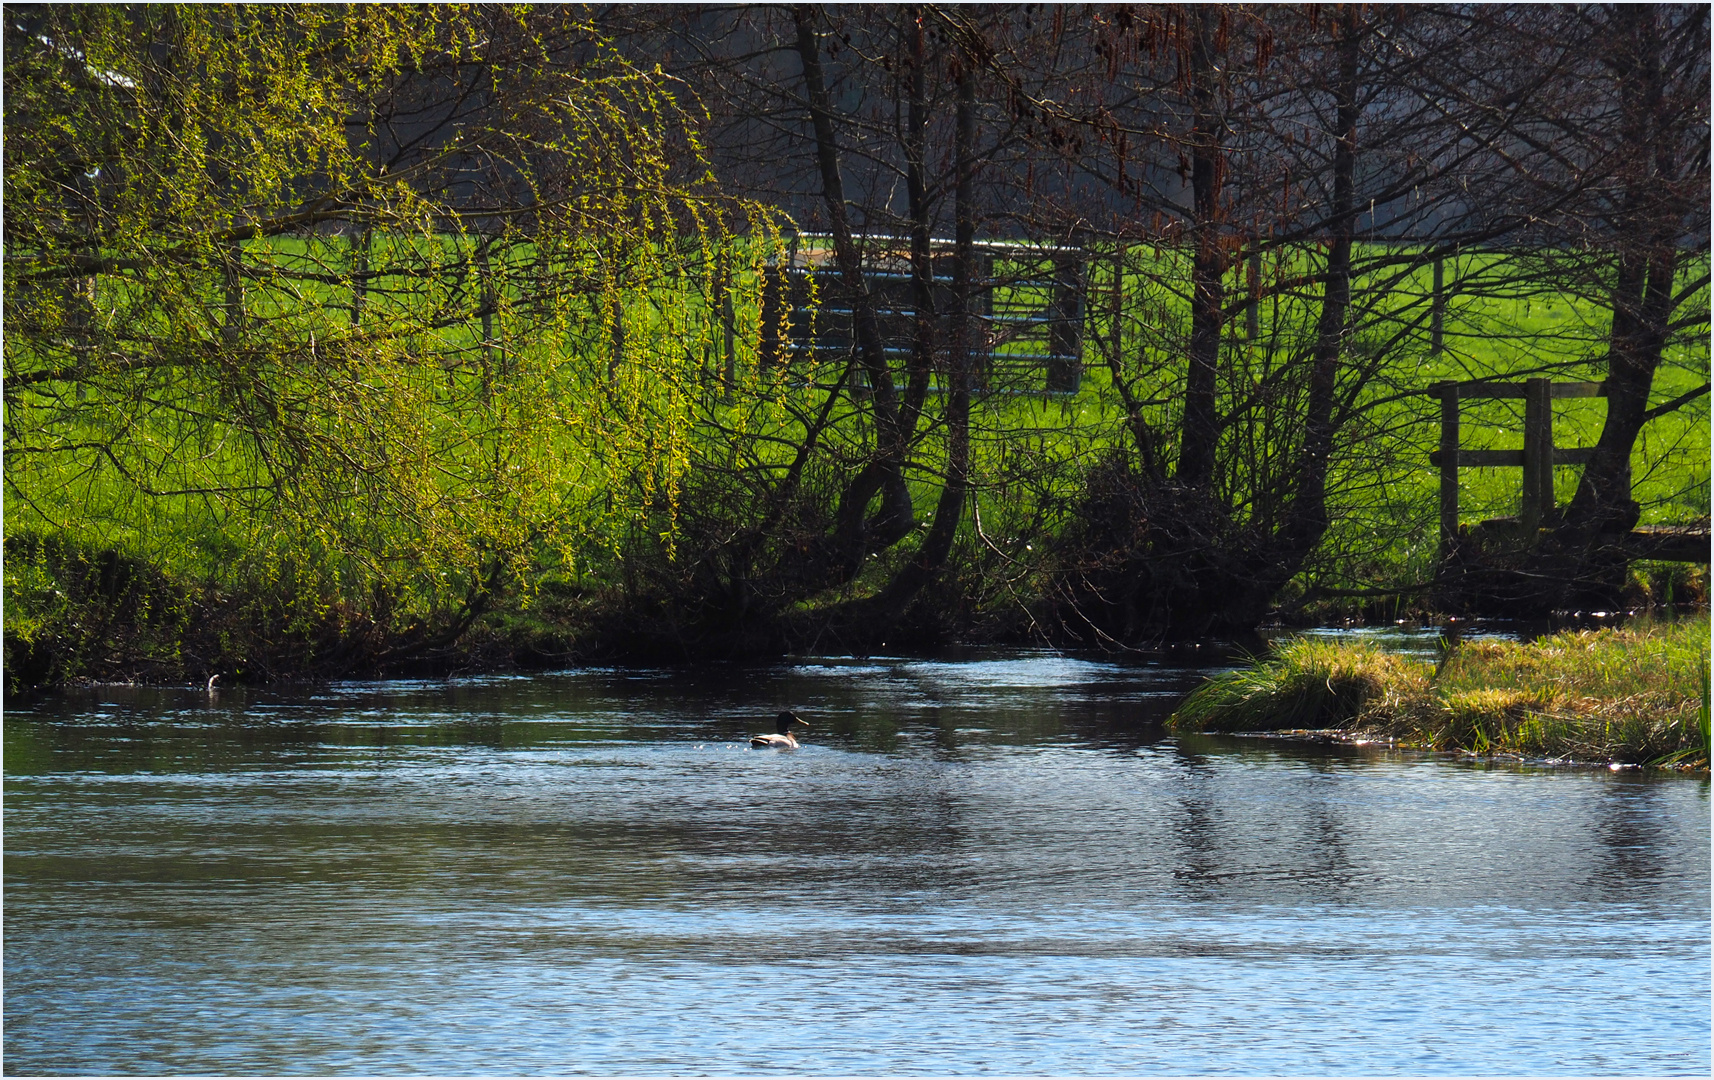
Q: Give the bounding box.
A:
[1170,615,1711,767]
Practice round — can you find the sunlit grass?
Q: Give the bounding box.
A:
[1170,615,1712,767]
[1169,639,1431,733]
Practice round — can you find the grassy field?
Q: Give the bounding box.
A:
[804,242,1710,605]
[1170,614,1712,768]
[6,235,1707,684]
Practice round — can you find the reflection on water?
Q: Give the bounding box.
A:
[5,653,1709,1075]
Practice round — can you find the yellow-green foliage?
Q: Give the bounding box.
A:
[1171,616,1711,766]
[4,7,782,626]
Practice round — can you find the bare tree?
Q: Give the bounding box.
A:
[1003,5,1613,638]
[1540,6,1710,600]
[590,4,1063,652]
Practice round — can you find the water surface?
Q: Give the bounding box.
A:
[6,653,1708,1074]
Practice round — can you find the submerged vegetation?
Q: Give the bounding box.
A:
[1170,616,1713,767]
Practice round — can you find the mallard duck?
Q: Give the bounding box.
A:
[752,710,810,749]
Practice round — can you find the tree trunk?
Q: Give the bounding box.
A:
[901,6,935,437]
[1283,5,1361,553]
[1492,6,1709,614]
[1176,7,1226,491]
[792,4,914,574]
[845,25,977,625]
[1560,7,1677,544]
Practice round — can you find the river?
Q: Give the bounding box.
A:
[5,647,1709,1075]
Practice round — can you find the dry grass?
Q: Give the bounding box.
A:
[1170,615,1711,767]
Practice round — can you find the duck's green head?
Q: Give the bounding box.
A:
[776,711,810,734]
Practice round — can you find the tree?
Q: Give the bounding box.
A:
[4,6,761,674]
[587,4,1066,653]
[1001,4,1616,638]
[1387,4,1711,611]
[1538,5,1710,605]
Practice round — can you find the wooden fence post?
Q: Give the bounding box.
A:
[1045,251,1084,392]
[349,228,369,327]
[609,291,625,380]
[223,239,245,345]
[1110,246,1126,371]
[1438,380,1460,562]
[720,258,736,397]
[759,268,785,372]
[1522,377,1553,531]
[477,235,498,379]
[1431,255,1445,357]
[976,250,995,391]
[1246,247,1261,340]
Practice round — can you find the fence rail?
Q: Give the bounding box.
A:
[1429,378,1709,565]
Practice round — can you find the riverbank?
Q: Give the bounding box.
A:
[1169,615,1712,768]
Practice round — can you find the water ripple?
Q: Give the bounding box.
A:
[5,658,1708,1075]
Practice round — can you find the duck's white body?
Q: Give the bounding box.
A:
[752,711,809,749]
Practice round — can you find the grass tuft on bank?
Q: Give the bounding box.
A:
[1170,616,1712,767]
[1170,640,1431,733]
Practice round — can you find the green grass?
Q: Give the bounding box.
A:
[1168,639,1432,732]
[1170,615,1712,767]
[6,236,1706,685]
